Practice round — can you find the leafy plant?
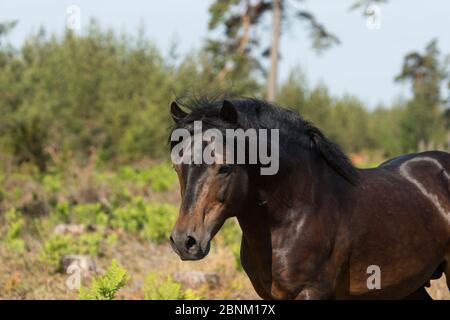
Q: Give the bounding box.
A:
[2,208,25,254]
[72,203,108,226]
[41,173,63,194]
[111,198,176,243]
[78,259,129,300]
[217,219,242,270]
[39,234,75,271]
[144,272,202,300]
[145,163,177,192]
[78,232,103,256]
[117,163,177,192]
[140,203,177,242]
[39,232,103,271]
[50,201,70,224]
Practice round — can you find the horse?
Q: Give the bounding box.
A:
[168,97,450,300]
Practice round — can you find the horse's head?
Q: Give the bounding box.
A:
[168,100,249,260]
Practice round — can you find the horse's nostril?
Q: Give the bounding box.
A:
[185,235,197,250]
[170,235,175,244]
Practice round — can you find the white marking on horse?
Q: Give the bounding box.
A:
[295,214,307,234]
[399,157,450,224]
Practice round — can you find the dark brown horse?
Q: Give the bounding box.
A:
[168,98,450,300]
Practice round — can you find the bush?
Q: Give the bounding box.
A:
[217,219,242,270]
[140,203,177,242]
[78,232,103,256]
[39,234,75,271]
[145,163,177,192]
[50,201,70,224]
[78,259,129,300]
[72,203,108,226]
[111,198,176,243]
[2,208,25,254]
[144,272,202,300]
[39,232,103,271]
[41,173,63,194]
[118,163,177,192]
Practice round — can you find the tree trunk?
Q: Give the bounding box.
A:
[267,0,281,101]
[216,4,251,84]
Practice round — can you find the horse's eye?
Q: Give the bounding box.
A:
[218,165,231,174]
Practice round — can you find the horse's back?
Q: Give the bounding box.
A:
[375,151,450,231]
[348,151,450,297]
[378,151,450,169]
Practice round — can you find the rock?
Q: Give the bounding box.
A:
[61,255,97,276]
[53,224,85,235]
[172,271,220,289]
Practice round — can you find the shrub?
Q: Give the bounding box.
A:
[145,163,177,192]
[78,259,128,300]
[140,203,177,243]
[144,272,202,300]
[39,234,75,271]
[218,219,242,270]
[110,197,146,233]
[117,163,177,192]
[78,232,103,256]
[50,201,70,224]
[72,203,108,226]
[39,232,103,271]
[2,208,25,254]
[111,198,176,243]
[41,173,63,194]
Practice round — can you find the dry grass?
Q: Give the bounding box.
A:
[0,237,258,300]
[0,232,448,299]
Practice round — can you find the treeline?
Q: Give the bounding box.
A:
[0,22,449,171]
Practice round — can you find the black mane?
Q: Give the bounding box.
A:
[170,97,359,185]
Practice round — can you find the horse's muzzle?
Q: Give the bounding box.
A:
[169,231,211,260]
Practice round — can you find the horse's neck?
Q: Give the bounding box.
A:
[237,159,345,248]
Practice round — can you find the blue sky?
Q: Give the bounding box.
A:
[1,0,449,108]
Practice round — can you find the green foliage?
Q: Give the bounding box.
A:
[118,162,177,192]
[395,40,448,149]
[1,21,449,169]
[78,232,103,256]
[2,208,25,254]
[39,234,75,270]
[78,259,128,300]
[51,201,70,224]
[111,198,177,243]
[41,173,63,194]
[278,64,449,156]
[144,272,202,300]
[106,233,119,247]
[146,163,177,192]
[39,232,103,271]
[0,23,179,170]
[218,219,242,270]
[72,203,109,226]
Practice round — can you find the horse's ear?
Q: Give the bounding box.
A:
[220,100,238,124]
[170,101,188,123]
